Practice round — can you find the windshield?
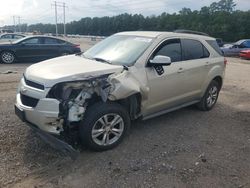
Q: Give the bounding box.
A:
[83,35,153,66]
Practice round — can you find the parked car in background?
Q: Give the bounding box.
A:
[0,36,81,64]
[0,29,14,33]
[15,31,225,154]
[221,39,250,56]
[0,33,25,43]
[239,50,250,59]
[216,38,224,47]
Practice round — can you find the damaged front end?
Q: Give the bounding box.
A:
[37,68,146,158]
[46,74,112,145]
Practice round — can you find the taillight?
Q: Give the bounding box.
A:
[224,57,227,66]
[74,44,80,48]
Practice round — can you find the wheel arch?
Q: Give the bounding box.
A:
[213,76,223,91]
[86,93,142,121]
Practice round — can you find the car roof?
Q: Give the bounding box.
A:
[21,35,63,39]
[116,31,215,40]
[12,35,70,44]
[0,33,25,36]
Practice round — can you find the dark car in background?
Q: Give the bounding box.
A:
[0,36,81,64]
[221,39,250,56]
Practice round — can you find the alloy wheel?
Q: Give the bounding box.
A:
[1,52,14,64]
[206,86,218,107]
[91,113,124,146]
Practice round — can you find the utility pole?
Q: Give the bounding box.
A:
[63,2,66,36]
[17,16,21,32]
[52,1,67,37]
[54,1,58,36]
[13,16,16,32]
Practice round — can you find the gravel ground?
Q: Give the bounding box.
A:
[0,52,250,187]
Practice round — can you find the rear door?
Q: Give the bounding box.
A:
[180,38,210,99]
[40,37,62,59]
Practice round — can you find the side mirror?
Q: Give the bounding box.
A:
[149,55,172,66]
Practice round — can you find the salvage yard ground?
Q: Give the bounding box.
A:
[0,38,250,188]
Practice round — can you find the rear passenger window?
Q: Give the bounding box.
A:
[203,46,210,58]
[181,39,209,60]
[44,38,60,44]
[153,39,182,62]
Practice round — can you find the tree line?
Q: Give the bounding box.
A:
[4,0,250,42]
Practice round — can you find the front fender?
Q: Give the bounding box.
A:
[108,70,149,101]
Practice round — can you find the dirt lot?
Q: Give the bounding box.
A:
[0,41,250,188]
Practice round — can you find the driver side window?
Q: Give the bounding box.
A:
[152,39,182,62]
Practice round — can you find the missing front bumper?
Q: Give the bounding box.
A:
[15,105,79,160]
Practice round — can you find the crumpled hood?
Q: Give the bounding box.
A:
[24,55,123,87]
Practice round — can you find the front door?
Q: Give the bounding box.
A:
[144,39,188,116]
[15,37,44,62]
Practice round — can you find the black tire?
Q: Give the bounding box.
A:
[1,51,16,64]
[80,102,130,151]
[197,80,220,111]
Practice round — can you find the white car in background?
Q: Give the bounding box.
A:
[0,33,26,43]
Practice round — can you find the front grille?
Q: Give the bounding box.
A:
[20,94,39,107]
[24,76,44,90]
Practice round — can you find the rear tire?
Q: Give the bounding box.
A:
[1,51,16,64]
[197,80,220,111]
[80,102,130,151]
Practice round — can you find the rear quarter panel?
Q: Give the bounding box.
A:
[200,56,225,97]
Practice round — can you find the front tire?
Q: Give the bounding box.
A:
[197,80,220,111]
[1,51,16,64]
[80,102,130,151]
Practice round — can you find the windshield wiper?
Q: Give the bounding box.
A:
[93,57,111,64]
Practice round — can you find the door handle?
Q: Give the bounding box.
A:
[205,62,209,66]
[177,68,184,73]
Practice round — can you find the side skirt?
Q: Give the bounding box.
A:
[142,100,200,121]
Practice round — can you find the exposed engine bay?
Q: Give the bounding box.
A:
[45,70,143,146]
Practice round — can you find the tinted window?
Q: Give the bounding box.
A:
[22,38,40,44]
[206,40,223,56]
[44,38,60,44]
[182,39,208,60]
[203,46,210,57]
[153,39,182,62]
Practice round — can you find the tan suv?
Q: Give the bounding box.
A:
[15,31,226,155]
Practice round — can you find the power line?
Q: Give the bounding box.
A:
[52,1,67,36]
[52,1,58,36]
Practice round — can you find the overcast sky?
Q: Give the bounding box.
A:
[0,0,249,26]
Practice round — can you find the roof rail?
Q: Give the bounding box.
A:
[174,29,209,36]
